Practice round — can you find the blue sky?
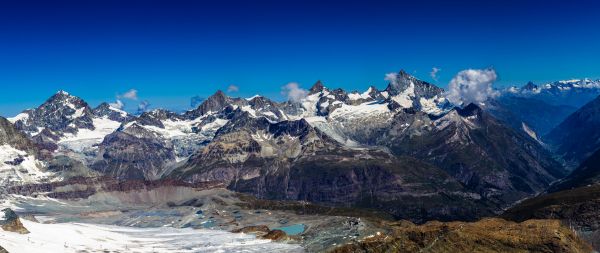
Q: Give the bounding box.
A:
[1,0,600,116]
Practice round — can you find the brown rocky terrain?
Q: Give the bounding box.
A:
[0,209,29,234]
[503,184,600,251]
[502,146,600,250]
[330,218,591,253]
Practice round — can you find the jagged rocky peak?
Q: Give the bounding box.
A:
[382,70,448,114]
[243,95,289,121]
[329,88,348,99]
[505,78,600,107]
[345,86,382,105]
[309,80,326,94]
[366,85,381,97]
[385,69,412,95]
[438,103,498,132]
[313,86,349,116]
[44,90,91,111]
[129,108,182,129]
[93,102,114,111]
[203,90,231,110]
[385,70,444,98]
[456,103,483,117]
[11,90,95,136]
[185,90,240,118]
[247,95,276,108]
[522,81,538,91]
[93,102,130,122]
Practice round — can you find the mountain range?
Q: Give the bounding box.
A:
[4,70,594,221]
[4,71,600,251]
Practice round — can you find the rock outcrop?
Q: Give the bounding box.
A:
[261,229,288,241]
[231,225,290,241]
[0,209,29,234]
[91,123,176,180]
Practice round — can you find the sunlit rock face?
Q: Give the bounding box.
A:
[0,208,29,234]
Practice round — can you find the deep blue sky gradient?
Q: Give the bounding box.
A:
[1,0,600,115]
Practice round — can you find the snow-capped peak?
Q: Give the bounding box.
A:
[347,87,374,101]
[506,79,600,95]
[57,90,70,96]
[108,105,127,116]
[7,112,30,124]
[92,102,130,121]
[309,80,326,94]
[558,79,581,84]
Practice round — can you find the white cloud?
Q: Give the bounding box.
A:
[281,82,308,102]
[108,89,139,111]
[445,68,499,106]
[109,99,124,110]
[137,100,150,114]
[227,84,239,93]
[384,72,399,86]
[121,89,138,100]
[430,67,441,81]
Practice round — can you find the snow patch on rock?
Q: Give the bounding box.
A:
[390,80,415,108]
[0,145,52,184]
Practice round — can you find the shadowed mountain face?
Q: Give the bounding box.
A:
[502,148,600,250]
[545,95,600,168]
[0,117,51,184]
[487,80,600,141]
[485,95,577,137]
[0,117,40,156]
[91,123,177,180]
[547,148,600,193]
[169,114,492,222]
[381,104,565,205]
[499,100,600,251]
